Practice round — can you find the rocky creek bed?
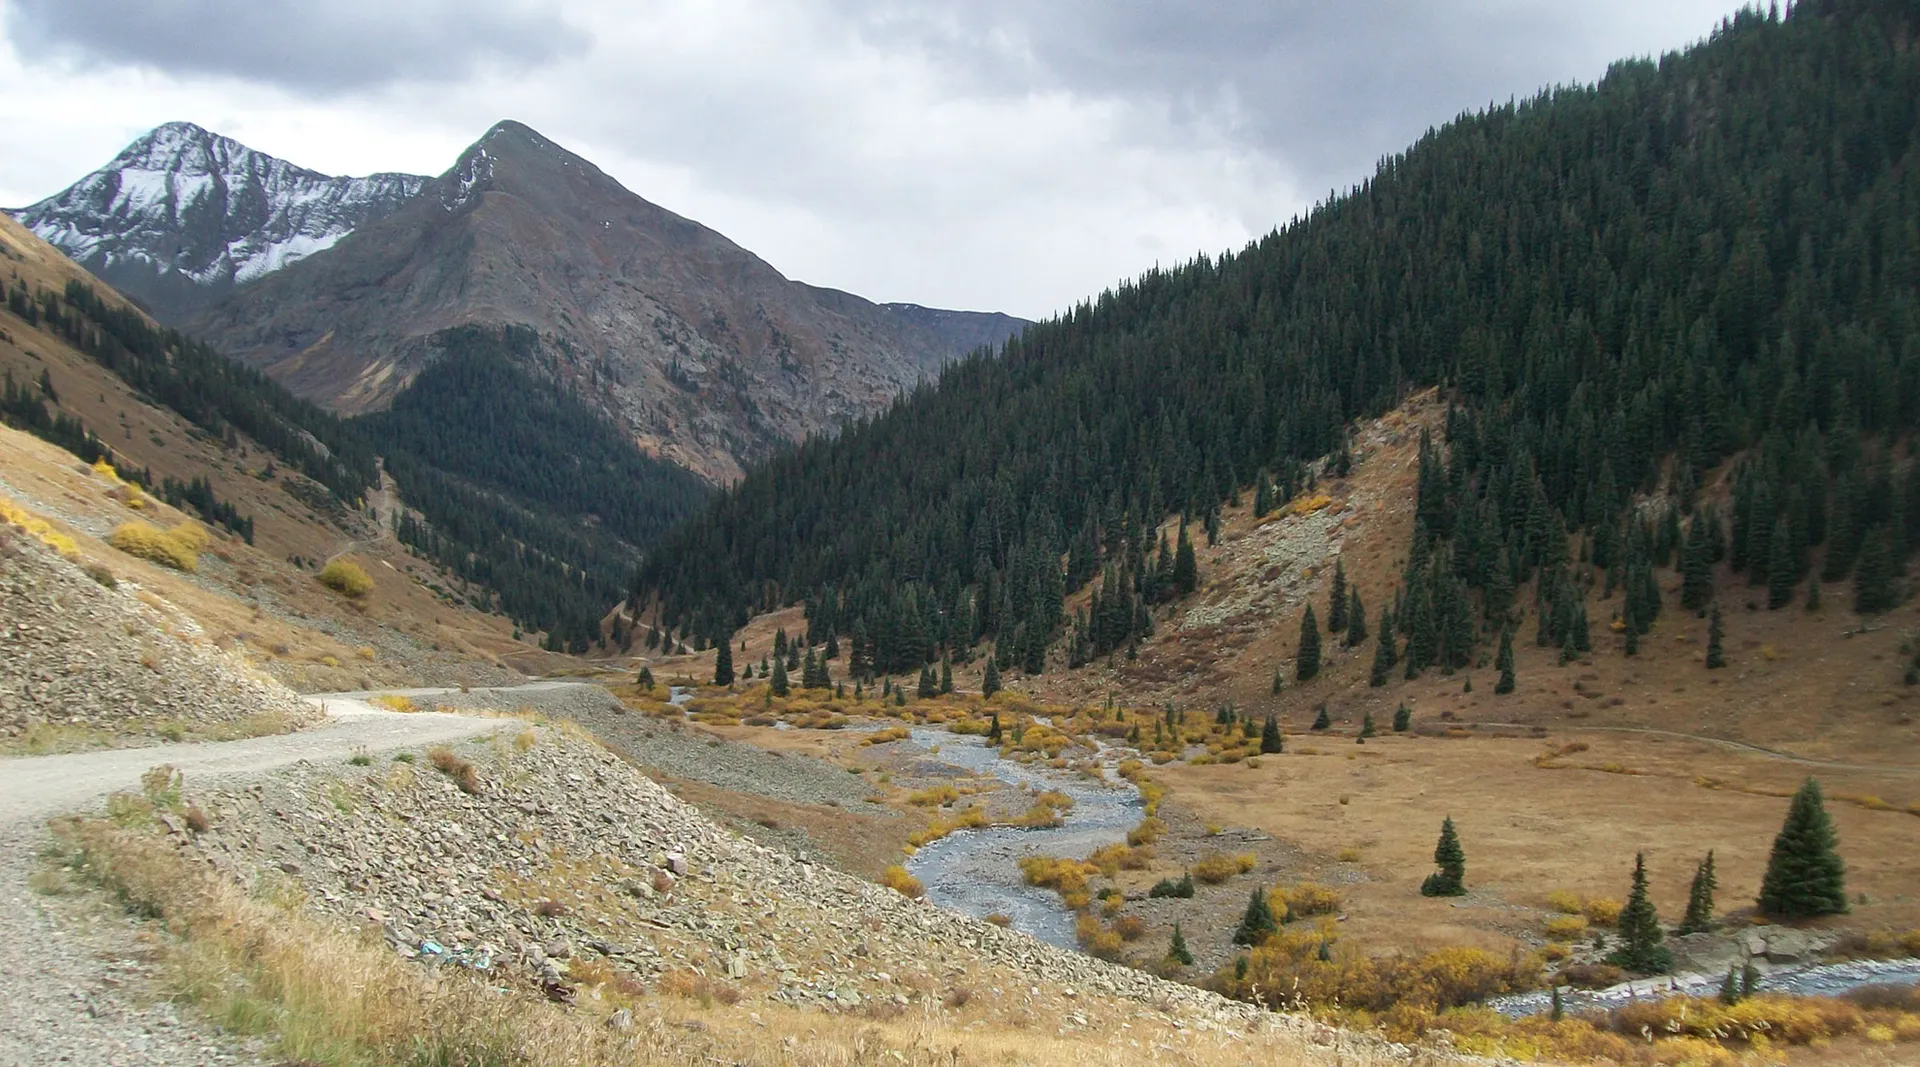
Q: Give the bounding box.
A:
[1489,957,1920,1018]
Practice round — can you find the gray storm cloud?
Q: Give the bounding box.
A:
[5,0,588,93]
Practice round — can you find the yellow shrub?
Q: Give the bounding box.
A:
[1544,915,1589,940]
[1019,856,1099,898]
[318,559,374,597]
[1,496,80,558]
[1545,890,1584,914]
[1126,816,1165,846]
[1583,897,1623,927]
[109,520,205,571]
[1277,882,1342,919]
[1192,852,1251,884]
[371,695,416,713]
[879,864,924,898]
[907,784,959,807]
[863,726,911,745]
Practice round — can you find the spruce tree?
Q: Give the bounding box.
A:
[1360,711,1376,738]
[1494,628,1516,694]
[1607,852,1673,973]
[1758,778,1848,919]
[1678,851,1717,935]
[1393,704,1411,732]
[1173,524,1198,596]
[1271,666,1283,695]
[1705,606,1726,669]
[1232,887,1278,946]
[1767,515,1797,610]
[940,658,953,694]
[1169,922,1194,966]
[982,658,1001,698]
[1260,715,1283,754]
[1328,559,1349,633]
[918,664,937,698]
[1370,612,1395,687]
[1420,817,1466,897]
[1346,586,1368,646]
[1296,604,1321,682]
[713,635,734,686]
[1853,525,1898,615]
[987,713,1003,744]
[1719,966,1742,1005]
[1311,704,1331,730]
[770,654,790,696]
[636,666,655,692]
[1681,517,1716,614]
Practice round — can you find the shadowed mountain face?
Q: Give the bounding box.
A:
[10,122,426,322]
[183,121,1026,482]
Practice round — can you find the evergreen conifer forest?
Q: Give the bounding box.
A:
[633,2,1920,675]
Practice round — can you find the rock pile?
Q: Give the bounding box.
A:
[0,529,317,744]
[169,722,1353,1042]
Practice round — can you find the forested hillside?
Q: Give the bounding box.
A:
[363,326,709,650]
[632,0,1920,676]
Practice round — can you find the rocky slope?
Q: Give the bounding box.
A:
[164,709,1408,1060]
[11,122,425,322]
[0,526,318,747]
[184,121,1025,481]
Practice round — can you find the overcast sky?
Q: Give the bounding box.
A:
[0,0,1750,320]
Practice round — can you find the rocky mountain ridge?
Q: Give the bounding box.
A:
[186,120,1025,481]
[11,122,425,321]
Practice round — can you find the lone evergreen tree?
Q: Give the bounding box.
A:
[1328,559,1349,633]
[1420,817,1467,896]
[1296,604,1322,681]
[1370,613,1395,687]
[1346,586,1368,646]
[1232,887,1278,946]
[1607,852,1673,973]
[1271,666,1284,696]
[1172,524,1198,596]
[1360,711,1376,738]
[1260,715,1283,754]
[982,658,1001,698]
[770,654,790,696]
[1392,703,1411,732]
[987,713,1003,744]
[1758,778,1848,919]
[1311,703,1331,730]
[636,666,655,692]
[1705,606,1726,669]
[713,635,734,686]
[1169,922,1194,966]
[1854,525,1898,615]
[1678,851,1717,935]
[1493,628,1516,694]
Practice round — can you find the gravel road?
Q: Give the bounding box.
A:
[0,693,503,1067]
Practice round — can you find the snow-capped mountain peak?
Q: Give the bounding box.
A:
[8,122,427,320]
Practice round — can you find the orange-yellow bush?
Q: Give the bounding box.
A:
[1126,816,1165,846]
[318,558,374,597]
[110,520,206,572]
[1087,842,1154,877]
[1192,852,1255,884]
[879,864,924,898]
[1543,914,1589,940]
[1275,882,1342,920]
[1583,896,1623,927]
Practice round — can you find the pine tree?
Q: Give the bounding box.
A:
[1393,704,1411,732]
[1607,853,1673,973]
[1328,559,1349,633]
[987,713,1003,744]
[636,666,655,691]
[940,657,953,694]
[714,635,734,687]
[1854,524,1899,615]
[1271,666,1284,696]
[770,654,790,696]
[982,658,1001,698]
[1719,966,1742,1005]
[1172,524,1198,596]
[1678,851,1717,935]
[1169,922,1194,966]
[1758,778,1848,919]
[1296,604,1321,682]
[1311,704,1331,730]
[1360,711,1376,738]
[1370,612,1395,687]
[1346,586,1367,646]
[1494,628,1516,694]
[1232,887,1278,946]
[918,664,937,698]
[1705,606,1726,669]
[1767,515,1797,610]
[1420,817,1466,897]
[1682,516,1716,614]
[1550,984,1565,1022]
[1260,715,1283,754]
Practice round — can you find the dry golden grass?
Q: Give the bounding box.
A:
[47,808,1400,1067]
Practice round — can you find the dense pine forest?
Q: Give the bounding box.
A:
[363,326,709,650]
[632,0,1920,678]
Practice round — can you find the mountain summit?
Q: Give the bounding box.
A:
[185,119,1023,481]
[10,122,426,320]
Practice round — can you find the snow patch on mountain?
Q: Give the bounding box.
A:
[7,121,426,317]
